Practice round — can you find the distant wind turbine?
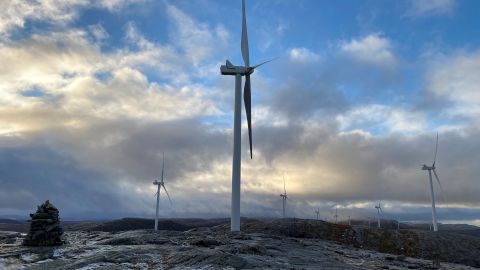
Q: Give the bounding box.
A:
[315,208,320,220]
[280,174,288,218]
[153,153,172,231]
[375,201,382,228]
[334,206,338,224]
[421,133,443,232]
[220,0,275,231]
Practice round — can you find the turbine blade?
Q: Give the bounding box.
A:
[433,168,448,204]
[252,57,278,69]
[433,169,443,191]
[162,184,172,205]
[283,174,286,194]
[244,75,253,159]
[241,0,249,67]
[433,132,438,166]
[161,152,165,181]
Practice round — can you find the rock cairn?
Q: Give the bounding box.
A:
[23,200,63,246]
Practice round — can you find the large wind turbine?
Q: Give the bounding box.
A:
[153,153,172,231]
[375,201,382,228]
[280,175,288,218]
[422,133,442,232]
[220,0,274,231]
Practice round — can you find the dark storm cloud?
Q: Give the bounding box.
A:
[249,124,480,206]
[269,76,347,119]
[340,129,480,205]
[0,146,122,214]
[266,58,348,119]
[103,118,231,181]
[0,117,233,218]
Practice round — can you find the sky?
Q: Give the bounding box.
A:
[1,0,480,225]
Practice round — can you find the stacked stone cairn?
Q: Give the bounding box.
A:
[23,200,63,246]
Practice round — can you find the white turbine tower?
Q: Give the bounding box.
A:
[220,0,274,231]
[422,133,443,232]
[315,208,320,220]
[153,153,172,231]
[280,175,288,218]
[375,201,382,228]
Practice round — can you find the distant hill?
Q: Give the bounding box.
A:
[0,218,24,224]
[64,218,231,232]
[0,222,28,233]
[342,219,480,237]
[438,223,480,238]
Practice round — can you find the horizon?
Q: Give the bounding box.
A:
[1,0,480,227]
[3,214,480,229]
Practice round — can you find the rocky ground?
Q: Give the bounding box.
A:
[0,219,479,269]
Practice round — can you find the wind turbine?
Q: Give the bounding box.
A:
[220,0,275,231]
[334,206,338,224]
[153,153,172,231]
[280,174,288,218]
[314,208,320,220]
[375,201,382,228]
[421,133,442,232]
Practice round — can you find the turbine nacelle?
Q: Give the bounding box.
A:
[375,202,382,213]
[422,164,435,170]
[220,60,254,76]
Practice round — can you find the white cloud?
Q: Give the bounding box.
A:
[97,0,146,12]
[340,34,396,69]
[288,47,320,62]
[0,27,220,135]
[276,22,288,35]
[336,104,426,135]
[88,23,109,42]
[0,0,144,39]
[0,0,85,38]
[166,4,230,66]
[407,0,456,17]
[124,21,156,50]
[425,50,480,118]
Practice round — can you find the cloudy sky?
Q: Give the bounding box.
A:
[1,0,479,225]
